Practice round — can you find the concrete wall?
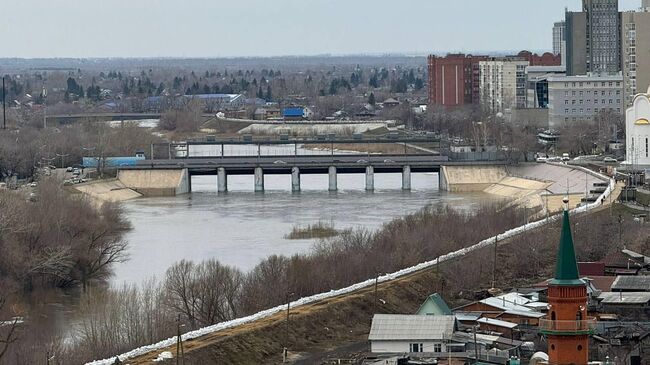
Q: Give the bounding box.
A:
[118,169,189,197]
[73,179,142,202]
[440,165,507,192]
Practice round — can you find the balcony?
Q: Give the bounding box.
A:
[538,319,596,335]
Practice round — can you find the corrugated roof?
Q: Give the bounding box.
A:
[368,314,455,341]
[599,292,650,304]
[283,107,304,117]
[477,317,518,329]
[611,276,650,291]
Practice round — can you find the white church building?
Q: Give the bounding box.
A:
[625,86,650,168]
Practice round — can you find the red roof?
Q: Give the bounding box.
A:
[578,262,605,276]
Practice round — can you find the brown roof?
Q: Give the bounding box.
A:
[579,262,605,276]
[584,276,616,292]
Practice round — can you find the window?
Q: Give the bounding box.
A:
[434,344,442,352]
[410,343,423,353]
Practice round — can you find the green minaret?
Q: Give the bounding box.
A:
[550,198,584,286]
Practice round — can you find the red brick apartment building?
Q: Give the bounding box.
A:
[427,54,487,107]
[427,51,561,107]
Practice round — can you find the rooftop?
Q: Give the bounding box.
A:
[477,317,518,329]
[611,276,650,292]
[599,292,650,304]
[368,314,455,341]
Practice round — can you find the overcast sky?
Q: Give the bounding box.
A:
[0,0,642,58]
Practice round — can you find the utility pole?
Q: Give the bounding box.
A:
[42,83,47,129]
[2,76,6,129]
[492,235,498,289]
[374,273,380,314]
[176,314,185,365]
[284,290,294,362]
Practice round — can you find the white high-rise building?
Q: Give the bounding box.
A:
[479,58,529,113]
[553,21,566,56]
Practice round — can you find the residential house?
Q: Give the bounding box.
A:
[454,293,546,326]
[416,293,452,316]
[368,314,456,354]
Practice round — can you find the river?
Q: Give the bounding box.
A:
[110,173,493,286]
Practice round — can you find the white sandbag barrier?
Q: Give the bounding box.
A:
[87,173,615,365]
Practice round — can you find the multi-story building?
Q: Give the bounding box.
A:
[427,54,487,107]
[547,73,624,128]
[525,66,566,108]
[566,0,621,76]
[621,10,650,106]
[553,21,566,56]
[479,58,530,113]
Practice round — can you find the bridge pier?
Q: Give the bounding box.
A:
[402,165,411,190]
[365,166,374,191]
[291,167,300,192]
[254,167,264,192]
[217,167,227,193]
[328,166,337,192]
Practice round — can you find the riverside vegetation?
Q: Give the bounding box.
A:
[2,185,648,364]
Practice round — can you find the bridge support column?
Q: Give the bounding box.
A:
[217,167,227,193]
[291,167,300,192]
[365,166,374,191]
[402,165,411,190]
[328,166,337,192]
[254,167,264,192]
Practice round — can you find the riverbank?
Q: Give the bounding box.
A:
[117,193,632,365]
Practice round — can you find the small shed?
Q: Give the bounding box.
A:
[477,317,518,338]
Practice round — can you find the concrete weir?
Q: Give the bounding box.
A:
[291,167,301,192]
[365,166,374,191]
[402,165,411,190]
[328,166,337,191]
[254,167,264,192]
[217,167,227,193]
[117,169,190,197]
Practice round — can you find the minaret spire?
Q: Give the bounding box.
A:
[551,197,582,285]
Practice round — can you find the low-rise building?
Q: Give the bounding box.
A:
[547,73,624,128]
[368,314,456,354]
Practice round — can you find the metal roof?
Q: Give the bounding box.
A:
[479,297,544,318]
[368,314,455,341]
[599,292,650,304]
[283,107,304,117]
[416,293,452,315]
[611,276,650,291]
[477,317,518,329]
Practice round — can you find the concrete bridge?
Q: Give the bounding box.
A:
[118,154,507,195]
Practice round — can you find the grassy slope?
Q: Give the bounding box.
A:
[127,198,641,365]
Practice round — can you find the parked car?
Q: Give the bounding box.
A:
[66,167,73,172]
[562,153,570,161]
[536,157,548,163]
[603,157,617,163]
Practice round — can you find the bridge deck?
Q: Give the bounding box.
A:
[123,154,506,175]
